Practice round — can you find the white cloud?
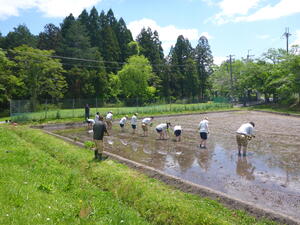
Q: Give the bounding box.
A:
[235,0,300,22]
[128,18,212,53]
[210,0,261,24]
[256,34,270,39]
[0,0,102,19]
[213,56,227,65]
[208,0,300,24]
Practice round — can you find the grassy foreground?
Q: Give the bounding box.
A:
[0,125,276,225]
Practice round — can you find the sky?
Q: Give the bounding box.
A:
[0,0,300,65]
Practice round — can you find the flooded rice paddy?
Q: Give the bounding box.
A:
[51,111,300,220]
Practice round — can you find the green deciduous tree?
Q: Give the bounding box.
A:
[117,55,156,104]
[0,49,21,104]
[12,45,67,109]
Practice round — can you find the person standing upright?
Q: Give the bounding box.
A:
[85,104,90,120]
[198,117,209,148]
[93,115,109,161]
[236,122,255,156]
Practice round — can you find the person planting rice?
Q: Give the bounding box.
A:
[95,112,100,122]
[86,118,95,130]
[131,113,138,134]
[198,117,209,148]
[141,116,154,136]
[105,111,113,130]
[119,115,128,131]
[156,122,171,140]
[93,115,109,161]
[173,125,182,142]
[236,122,255,157]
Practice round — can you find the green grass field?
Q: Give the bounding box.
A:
[248,104,300,115]
[0,124,276,225]
[11,102,232,122]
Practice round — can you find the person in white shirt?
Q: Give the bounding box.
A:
[95,112,100,122]
[173,125,182,142]
[141,117,154,136]
[86,118,95,130]
[236,122,255,157]
[105,111,113,130]
[119,115,128,131]
[198,117,209,148]
[131,113,138,134]
[156,122,171,140]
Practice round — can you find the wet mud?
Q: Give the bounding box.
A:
[51,111,300,221]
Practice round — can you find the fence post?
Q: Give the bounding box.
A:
[96,97,98,114]
[72,98,75,118]
[45,99,48,120]
[9,99,12,120]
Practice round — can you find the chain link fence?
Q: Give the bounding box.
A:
[10,97,232,122]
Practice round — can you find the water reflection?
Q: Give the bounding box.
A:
[196,148,213,171]
[236,156,256,180]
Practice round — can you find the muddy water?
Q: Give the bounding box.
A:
[53,111,300,220]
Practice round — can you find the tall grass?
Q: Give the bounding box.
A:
[11,102,232,122]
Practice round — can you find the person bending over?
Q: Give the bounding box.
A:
[156,122,171,140]
[141,117,154,136]
[105,111,113,130]
[198,117,209,148]
[119,115,128,132]
[236,122,255,157]
[173,125,182,142]
[131,113,138,134]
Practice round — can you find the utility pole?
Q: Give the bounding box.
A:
[282,27,292,53]
[246,49,254,62]
[227,55,234,91]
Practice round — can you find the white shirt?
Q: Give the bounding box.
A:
[119,117,127,125]
[87,119,95,125]
[199,119,209,133]
[236,123,254,136]
[142,118,152,124]
[156,123,168,130]
[95,114,100,122]
[131,115,137,125]
[106,113,113,120]
[174,125,182,131]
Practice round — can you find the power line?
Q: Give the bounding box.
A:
[4,49,192,68]
[227,54,234,92]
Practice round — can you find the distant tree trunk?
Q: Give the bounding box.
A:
[264,93,270,103]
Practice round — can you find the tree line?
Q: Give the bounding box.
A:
[210,47,300,106]
[0,7,214,113]
[1,6,299,115]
